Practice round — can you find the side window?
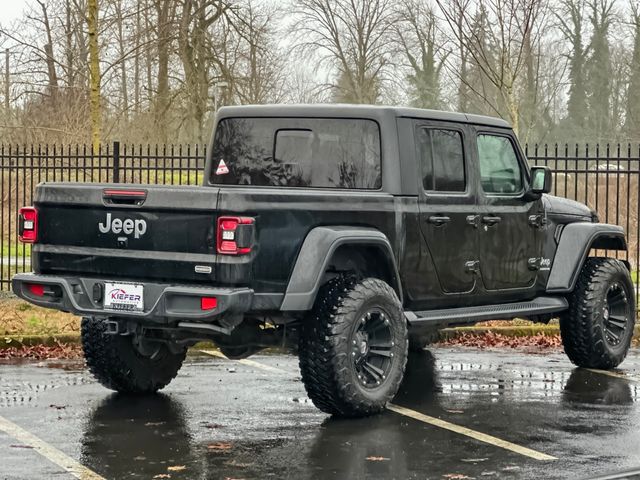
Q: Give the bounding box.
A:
[476,134,523,194]
[418,128,465,192]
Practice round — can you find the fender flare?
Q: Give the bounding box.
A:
[279,226,402,311]
[546,222,627,293]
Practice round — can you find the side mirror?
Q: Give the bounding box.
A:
[530,166,552,194]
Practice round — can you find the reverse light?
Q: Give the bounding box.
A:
[216,216,255,255]
[201,297,218,310]
[18,207,38,243]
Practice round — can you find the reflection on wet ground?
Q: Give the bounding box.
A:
[2,348,640,479]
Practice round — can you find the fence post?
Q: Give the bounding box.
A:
[113,141,120,183]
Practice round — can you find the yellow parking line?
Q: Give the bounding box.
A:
[0,414,105,480]
[199,349,290,374]
[387,404,557,461]
[200,349,556,461]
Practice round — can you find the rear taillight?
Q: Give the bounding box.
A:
[216,216,254,255]
[18,207,38,243]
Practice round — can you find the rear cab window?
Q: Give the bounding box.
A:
[210,118,381,189]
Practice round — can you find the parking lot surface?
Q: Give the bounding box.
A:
[2,347,640,480]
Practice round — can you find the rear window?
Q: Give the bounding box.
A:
[210,118,381,189]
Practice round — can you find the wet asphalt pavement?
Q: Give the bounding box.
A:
[2,348,640,480]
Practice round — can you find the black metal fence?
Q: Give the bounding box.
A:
[0,142,638,290]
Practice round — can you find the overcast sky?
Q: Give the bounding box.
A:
[2,1,30,27]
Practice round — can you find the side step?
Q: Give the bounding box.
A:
[405,296,568,329]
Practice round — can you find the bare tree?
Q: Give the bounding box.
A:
[437,0,547,135]
[292,0,394,104]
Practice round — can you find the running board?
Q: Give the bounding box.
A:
[405,297,568,328]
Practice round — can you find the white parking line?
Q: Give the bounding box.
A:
[0,414,105,480]
[387,404,557,461]
[199,349,290,374]
[199,349,557,461]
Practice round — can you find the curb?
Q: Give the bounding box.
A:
[2,324,640,350]
[1,333,81,349]
[438,324,640,341]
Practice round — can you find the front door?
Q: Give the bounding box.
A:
[474,130,544,292]
[416,123,480,295]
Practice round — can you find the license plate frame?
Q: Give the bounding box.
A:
[103,282,144,312]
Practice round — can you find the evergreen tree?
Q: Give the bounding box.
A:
[556,0,588,133]
[625,5,640,136]
[584,0,614,141]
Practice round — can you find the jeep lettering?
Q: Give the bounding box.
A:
[98,213,147,238]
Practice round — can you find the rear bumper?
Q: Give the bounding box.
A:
[12,273,253,322]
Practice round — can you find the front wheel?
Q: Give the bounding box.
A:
[560,258,636,369]
[81,317,186,393]
[298,277,408,417]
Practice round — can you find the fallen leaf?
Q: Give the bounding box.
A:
[167,465,186,472]
[49,404,67,410]
[202,423,223,429]
[443,475,474,479]
[461,458,488,463]
[365,456,390,461]
[445,409,464,414]
[501,465,520,472]
[208,442,233,451]
[10,444,34,449]
[438,331,562,350]
[225,460,252,468]
[145,422,165,427]
[152,475,170,479]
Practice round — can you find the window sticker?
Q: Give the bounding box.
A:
[216,159,229,175]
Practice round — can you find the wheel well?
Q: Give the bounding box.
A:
[590,235,627,251]
[324,244,402,300]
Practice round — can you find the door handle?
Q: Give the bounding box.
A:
[427,215,451,226]
[482,215,502,226]
[466,214,480,228]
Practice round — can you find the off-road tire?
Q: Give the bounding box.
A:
[560,258,636,369]
[299,277,409,417]
[81,317,186,393]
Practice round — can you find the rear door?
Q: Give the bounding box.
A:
[474,129,543,292]
[416,122,480,294]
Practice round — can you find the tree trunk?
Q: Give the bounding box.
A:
[87,0,101,149]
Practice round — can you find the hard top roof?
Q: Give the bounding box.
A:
[216,104,511,129]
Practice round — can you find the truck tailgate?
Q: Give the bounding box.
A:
[33,183,219,283]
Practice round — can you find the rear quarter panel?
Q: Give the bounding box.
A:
[216,188,397,292]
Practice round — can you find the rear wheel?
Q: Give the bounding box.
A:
[81,317,186,393]
[560,258,636,369]
[299,277,408,417]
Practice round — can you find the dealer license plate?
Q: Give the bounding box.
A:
[103,282,144,312]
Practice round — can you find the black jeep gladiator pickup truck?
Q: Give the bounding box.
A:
[13,105,635,417]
